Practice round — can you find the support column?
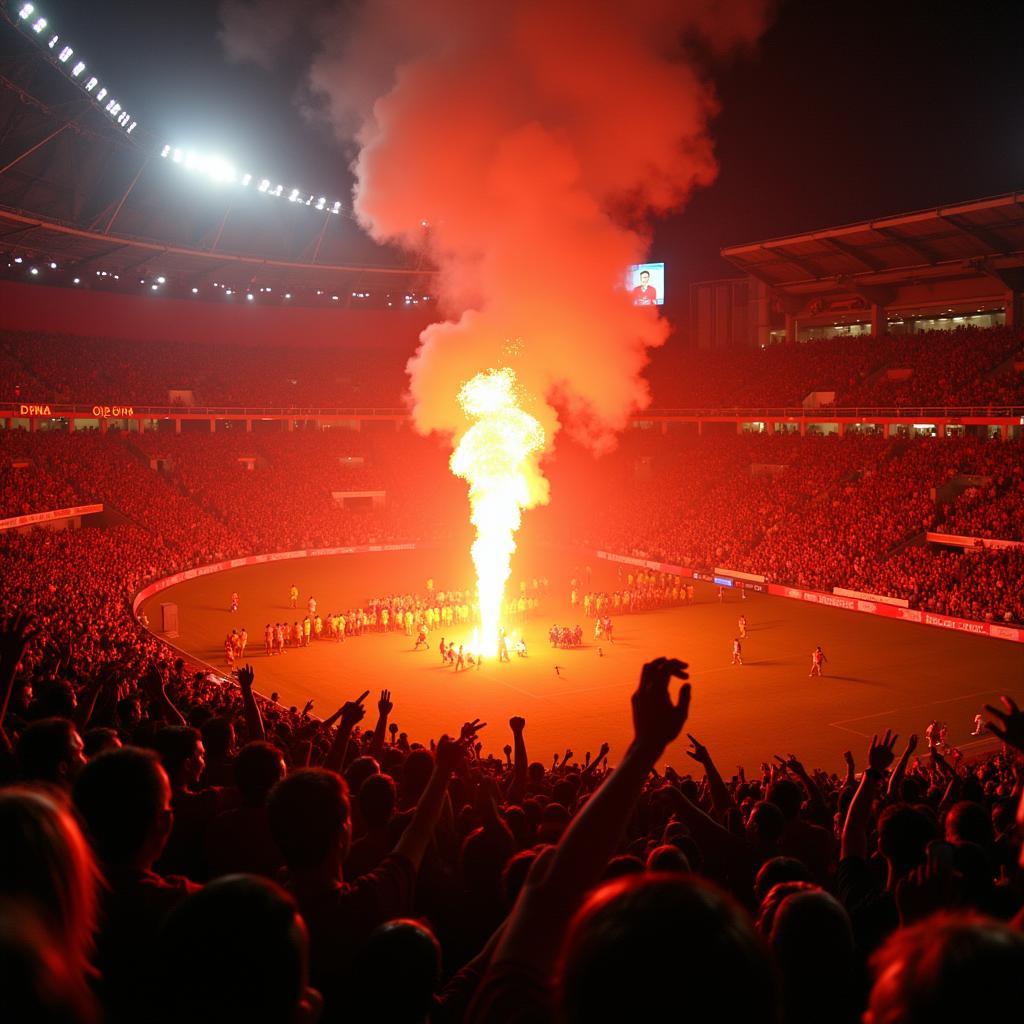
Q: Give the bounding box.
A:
[784,312,798,343]
[210,418,216,433]
[697,420,703,436]
[838,421,846,437]
[871,303,888,336]
[174,419,182,434]
[798,419,806,437]
[1004,289,1020,328]
[245,419,253,433]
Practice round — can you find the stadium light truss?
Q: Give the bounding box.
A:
[158,144,343,215]
[15,4,136,134]
[13,4,344,215]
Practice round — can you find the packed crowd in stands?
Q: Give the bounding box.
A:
[646,324,1024,409]
[2,604,1023,1023]
[4,323,1023,413]
[0,331,410,409]
[573,432,1024,623]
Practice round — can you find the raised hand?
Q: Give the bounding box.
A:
[503,743,513,762]
[378,689,393,716]
[843,750,855,768]
[867,729,899,772]
[564,749,573,763]
[598,742,610,759]
[985,695,1024,752]
[906,734,919,753]
[301,699,314,716]
[389,722,399,737]
[338,690,370,729]
[461,719,486,742]
[435,734,469,774]
[685,733,712,766]
[509,716,526,734]
[630,657,690,758]
[236,664,255,691]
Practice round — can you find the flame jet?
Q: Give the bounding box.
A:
[450,367,545,655]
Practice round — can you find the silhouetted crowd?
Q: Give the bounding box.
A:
[2,619,1023,1023]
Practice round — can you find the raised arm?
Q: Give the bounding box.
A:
[780,753,826,819]
[236,664,265,741]
[141,664,186,727]
[322,690,368,773]
[686,734,735,817]
[506,716,528,804]
[487,657,690,972]
[394,726,478,868]
[0,614,34,755]
[887,734,918,800]
[368,689,393,761]
[841,730,897,861]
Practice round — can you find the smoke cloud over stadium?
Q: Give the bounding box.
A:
[221,0,771,646]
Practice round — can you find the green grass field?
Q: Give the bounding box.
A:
[142,544,1024,774]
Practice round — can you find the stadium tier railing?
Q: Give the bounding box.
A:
[4,403,1023,420]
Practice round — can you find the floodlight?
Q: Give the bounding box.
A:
[18,5,33,19]
[265,287,272,293]
[241,173,251,186]
[49,262,56,269]
[13,257,22,263]
[284,293,291,299]
[288,188,300,202]
[58,46,73,63]
[72,61,85,77]
[315,197,325,210]
[30,267,38,275]
[73,278,80,284]
[48,34,57,48]
[32,18,47,33]
[331,295,339,301]
[151,284,158,291]
[85,77,97,91]
[95,87,107,101]
[156,276,166,284]
[127,122,136,133]
[225,289,233,295]
[332,201,341,214]
[246,293,254,301]
[272,185,283,196]
[258,179,269,192]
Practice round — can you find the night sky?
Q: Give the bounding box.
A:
[20,0,1024,297]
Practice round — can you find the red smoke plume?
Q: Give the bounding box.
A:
[310,0,771,453]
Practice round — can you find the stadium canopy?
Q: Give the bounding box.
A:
[721,193,1024,297]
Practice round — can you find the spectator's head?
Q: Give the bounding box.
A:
[267,768,351,873]
[865,913,1024,1024]
[646,844,690,873]
[878,803,936,878]
[754,857,813,906]
[0,787,99,981]
[345,755,380,794]
[945,801,994,848]
[557,875,776,1024]
[768,890,855,1024]
[234,741,287,807]
[352,919,441,1023]
[157,875,321,1024]
[0,903,98,1024]
[73,746,172,869]
[152,725,205,789]
[82,727,121,758]
[501,847,541,909]
[200,716,235,762]
[460,825,516,900]
[766,778,803,821]
[746,800,785,852]
[17,718,86,788]
[601,855,646,881]
[401,749,434,805]
[358,773,396,830]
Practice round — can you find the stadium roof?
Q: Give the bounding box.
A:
[721,192,1024,296]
